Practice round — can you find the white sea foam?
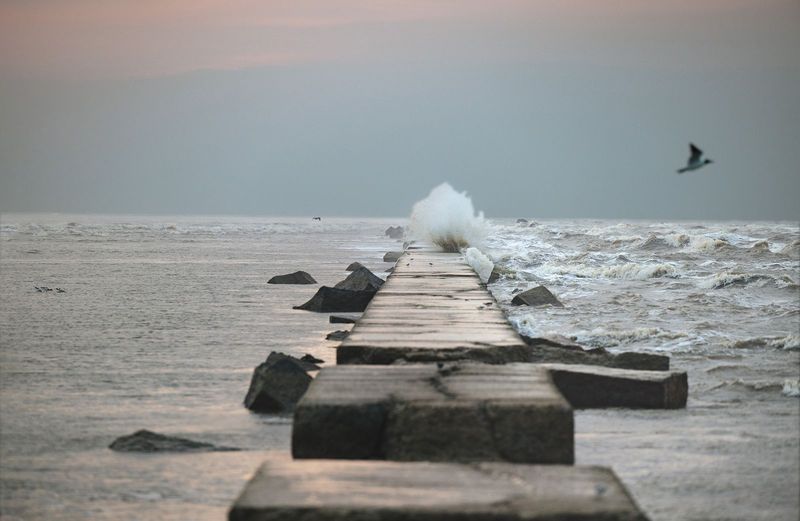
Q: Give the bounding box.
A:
[699,271,797,289]
[725,335,800,351]
[464,247,494,282]
[782,379,800,397]
[408,183,487,252]
[538,261,677,280]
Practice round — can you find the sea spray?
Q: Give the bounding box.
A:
[465,247,494,282]
[408,183,488,252]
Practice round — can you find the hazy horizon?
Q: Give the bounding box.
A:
[2,1,798,220]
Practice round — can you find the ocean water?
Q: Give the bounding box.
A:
[1,214,798,520]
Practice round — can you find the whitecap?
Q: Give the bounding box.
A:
[464,247,494,283]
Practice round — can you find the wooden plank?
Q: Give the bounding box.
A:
[292,363,574,463]
[230,457,651,521]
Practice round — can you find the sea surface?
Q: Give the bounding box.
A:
[1,214,798,521]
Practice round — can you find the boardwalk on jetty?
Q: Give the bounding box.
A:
[231,246,687,520]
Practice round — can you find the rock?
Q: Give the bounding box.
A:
[521,337,670,371]
[329,314,361,324]
[326,330,350,341]
[521,334,585,352]
[301,354,324,364]
[543,364,688,409]
[750,240,770,253]
[383,251,404,262]
[511,285,564,307]
[515,218,528,224]
[345,261,365,272]
[268,271,317,284]
[293,287,377,312]
[385,267,395,273]
[109,430,239,452]
[385,226,405,239]
[334,266,384,292]
[244,352,315,413]
[487,265,513,284]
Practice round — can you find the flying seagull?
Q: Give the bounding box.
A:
[677,143,713,174]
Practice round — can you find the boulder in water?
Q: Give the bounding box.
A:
[326,330,350,341]
[511,286,564,307]
[383,251,404,262]
[109,430,239,452]
[293,287,376,312]
[385,226,405,239]
[301,354,324,364]
[334,266,384,292]
[345,262,365,272]
[520,335,670,371]
[268,271,317,284]
[516,218,528,224]
[244,352,316,413]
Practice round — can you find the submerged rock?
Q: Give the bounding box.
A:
[520,335,670,371]
[326,330,350,341]
[268,271,317,284]
[345,262,365,272]
[293,287,377,312]
[330,314,361,324]
[385,226,405,239]
[511,286,564,307]
[244,352,316,413]
[109,430,239,452]
[301,354,324,364]
[383,251,404,262]
[334,266,384,292]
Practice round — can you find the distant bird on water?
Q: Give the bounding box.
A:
[677,143,713,174]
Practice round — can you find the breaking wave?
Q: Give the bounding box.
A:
[464,247,494,283]
[723,335,800,351]
[408,183,488,252]
[570,327,688,348]
[539,262,678,280]
[700,272,798,289]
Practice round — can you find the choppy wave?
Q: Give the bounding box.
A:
[539,261,678,280]
[571,327,688,348]
[724,335,800,351]
[709,379,786,393]
[700,272,798,289]
[783,380,800,397]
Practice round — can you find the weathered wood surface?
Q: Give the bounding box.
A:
[337,250,535,364]
[229,457,651,521]
[292,363,574,463]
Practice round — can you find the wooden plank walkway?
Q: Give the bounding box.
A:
[230,457,650,521]
[337,248,534,364]
[292,363,574,463]
[229,246,679,520]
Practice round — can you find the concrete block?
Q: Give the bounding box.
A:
[542,363,688,409]
[292,363,574,463]
[229,457,651,521]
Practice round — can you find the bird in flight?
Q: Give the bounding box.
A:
[677,143,713,174]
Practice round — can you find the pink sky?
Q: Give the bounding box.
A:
[2,0,794,80]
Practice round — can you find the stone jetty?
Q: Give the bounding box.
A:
[231,246,685,520]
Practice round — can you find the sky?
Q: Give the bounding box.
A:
[1,0,798,219]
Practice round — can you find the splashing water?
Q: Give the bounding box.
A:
[408,183,488,252]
